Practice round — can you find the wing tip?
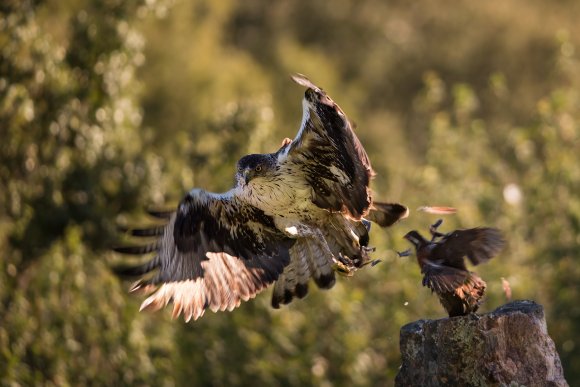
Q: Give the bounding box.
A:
[368,202,409,227]
[139,296,160,312]
[112,255,160,278]
[146,208,174,219]
[138,282,208,322]
[291,73,318,90]
[468,227,506,265]
[113,243,159,255]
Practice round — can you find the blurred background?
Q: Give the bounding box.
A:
[1,0,579,385]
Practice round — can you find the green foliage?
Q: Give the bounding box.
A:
[1,0,579,385]
[0,0,173,384]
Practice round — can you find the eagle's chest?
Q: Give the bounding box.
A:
[245,174,317,220]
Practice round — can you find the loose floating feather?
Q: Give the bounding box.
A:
[417,206,457,215]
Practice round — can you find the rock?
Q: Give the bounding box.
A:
[395,300,568,386]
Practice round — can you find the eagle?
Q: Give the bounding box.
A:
[402,220,505,317]
[114,74,408,321]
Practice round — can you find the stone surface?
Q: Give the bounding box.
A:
[395,300,568,387]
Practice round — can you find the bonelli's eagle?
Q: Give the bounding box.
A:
[115,75,408,321]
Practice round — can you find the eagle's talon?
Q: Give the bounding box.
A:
[337,253,353,266]
[332,260,354,277]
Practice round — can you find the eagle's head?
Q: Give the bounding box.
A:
[236,154,278,187]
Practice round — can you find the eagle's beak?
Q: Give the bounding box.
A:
[243,169,251,185]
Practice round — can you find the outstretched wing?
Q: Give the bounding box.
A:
[433,227,505,269]
[114,189,294,321]
[279,74,375,219]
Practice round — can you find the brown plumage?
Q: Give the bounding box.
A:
[403,222,505,317]
[113,74,408,321]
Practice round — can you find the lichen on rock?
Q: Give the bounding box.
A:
[396,300,568,386]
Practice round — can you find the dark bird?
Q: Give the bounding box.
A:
[114,74,408,321]
[402,221,505,317]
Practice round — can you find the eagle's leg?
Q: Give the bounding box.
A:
[341,217,375,269]
[332,253,355,277]
[301,231,337,288]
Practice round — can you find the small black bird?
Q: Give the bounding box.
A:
[402,221,505,317]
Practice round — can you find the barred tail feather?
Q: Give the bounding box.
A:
[271,237,334,308]
[303,238,335,289]
[271,248,312,308]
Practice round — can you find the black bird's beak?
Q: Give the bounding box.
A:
[243,169,251,185]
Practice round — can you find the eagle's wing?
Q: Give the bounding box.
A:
[279,74,375,219]
[433,228,505,268]
[114,189,294,321]
[421,262,472,293]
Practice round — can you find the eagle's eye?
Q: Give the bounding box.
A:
[237,166,243,173]
[255,165,262,172]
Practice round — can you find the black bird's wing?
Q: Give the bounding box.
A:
[421,262,472,293]
[279,74,375,220]
[432,228,505,268]
[114,189,294,321]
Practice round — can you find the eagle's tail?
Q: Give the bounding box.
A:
[271,236,335,308]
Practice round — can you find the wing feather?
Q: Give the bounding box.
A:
[432,227,505,268]
[421,262,471,293]
[283,75,374,219]
[115,189,294,321]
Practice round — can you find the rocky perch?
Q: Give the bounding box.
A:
[396,300,568,386]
